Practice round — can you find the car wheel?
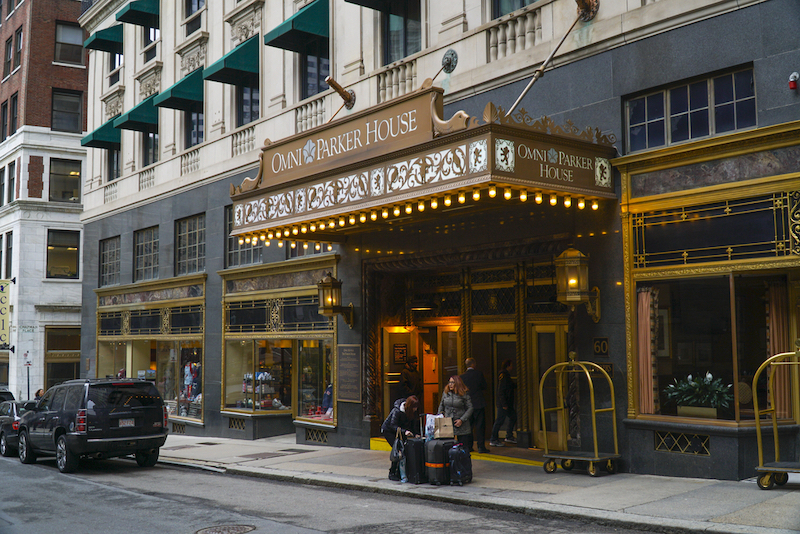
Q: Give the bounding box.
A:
[18,431,35,464]
[135,448,159,468]
[56,435,78,473]
[0,432,11,457]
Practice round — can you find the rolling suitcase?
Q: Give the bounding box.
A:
[449,442,473,485]
[425,438,454,485]
[404,437,427,484]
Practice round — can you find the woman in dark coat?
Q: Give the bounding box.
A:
[438,375,474,451]
[381,395,419,481]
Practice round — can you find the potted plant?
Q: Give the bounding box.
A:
[663,372,733,418]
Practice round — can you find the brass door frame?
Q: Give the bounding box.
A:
[530,321,569,449]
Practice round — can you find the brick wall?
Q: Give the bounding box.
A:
[28,155,42,198]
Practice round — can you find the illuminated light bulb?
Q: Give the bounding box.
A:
[328,219,335,229]
[504,187,512,200]
[327,243,333,251]
[549,194,557,206]
[405,203,413,215]
[291,241,296,249]
[309,223,316,233]
[569,277,578,287]
[260,233,266,241]
[359,212,367,223]
[268,231,274,239]
[591,200,599,210]
[278,240,284,248]
[382,207,389,219]
[292,226,299,235]
[339,216,346,227]
[473,188,480,201]
[300,225,307,234]
[315,242,321,251]
[417,200,425,212]
[238,237,244,245]
[564,196,572,208]
[488,184,497,198]
[244,236,251,244]
[265,240,271,247]
[458,191,466,204]
[303,241,308,250]
[444,195,452,207]
[577,198,585,210]
[534,191,543,204]
[283,228,291,238]
[520,189,528,202]
[393,206,401,217]
[430,197,438,209]
[370,210,378,221]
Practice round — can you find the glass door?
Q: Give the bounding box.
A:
[531,323,568,450]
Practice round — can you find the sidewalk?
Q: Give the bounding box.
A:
[158,433,800,534]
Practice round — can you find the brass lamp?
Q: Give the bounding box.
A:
[317,272,355,328]
[555,248,600,322]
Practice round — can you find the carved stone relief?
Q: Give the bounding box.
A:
[180,42,207,76]
[228,2,263,47]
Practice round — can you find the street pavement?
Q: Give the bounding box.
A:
[158,433,800,534]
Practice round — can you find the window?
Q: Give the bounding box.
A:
[4,231,10,278]
[493,0,536,18]
[185,0,204,36]
[0,102,5,141]
[108,52,122,87]
[184,103,203,149]
[55,23,84,65]
[0,167,5,207]
[7,161,14,202]
[46,230,80,279]
[9,92,16,133]
[225,205,262,268]
[107,149,121,181]
[0,235,3,278]
[301,41,329,100]
[383,0,421,65]
[99,236,120,287]
[134,226,159,282]
[626,68,756,153]
[49,159,81,203]
[143,27,159,63]
[288,240,323,259]
[143,131,159,167]
[236,83,259,128]
[52,90,81,133]
[3,38,10,77]
[175,213,205,275]
[224,338,296,412]
[13,27,21,69]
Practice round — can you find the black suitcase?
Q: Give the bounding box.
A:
[449,442,473,485]
[425,438,454,485]
[404,438,427,484]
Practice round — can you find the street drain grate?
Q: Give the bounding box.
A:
[195,526,255,534]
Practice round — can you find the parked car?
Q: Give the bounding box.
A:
[0,400,34,457]
[0,388,14,402]
[17,378,168,473]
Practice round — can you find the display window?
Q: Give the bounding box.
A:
[298,339,334,422]
[225,339,293,411]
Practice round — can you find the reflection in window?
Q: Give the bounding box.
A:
[493,0,535,18]
[236,83,259,127]
[55,23,84,65]
[52,90,82,132]
[384,1,420,65]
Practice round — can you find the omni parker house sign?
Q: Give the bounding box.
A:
[229,84,616,240]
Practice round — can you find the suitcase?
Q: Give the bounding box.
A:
[449,442,473,485]
[425,438,454,485]
[404,438,427,484]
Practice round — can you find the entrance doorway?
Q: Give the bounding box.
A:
[531,323,569,450]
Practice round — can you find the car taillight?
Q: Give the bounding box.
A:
[76,409,87,433]
[12,421,18,430]
[163,405,168,430]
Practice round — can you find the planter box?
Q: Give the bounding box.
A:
[677,406,717,418]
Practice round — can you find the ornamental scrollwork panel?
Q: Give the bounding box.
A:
[790,190,800,255]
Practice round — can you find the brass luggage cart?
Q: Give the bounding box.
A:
[539,354,620,476]
[752,348,800,490]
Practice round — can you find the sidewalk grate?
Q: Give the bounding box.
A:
[195,526,255,534]
[240,452,283,460]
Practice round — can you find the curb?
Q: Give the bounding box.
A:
[158,457,790,534]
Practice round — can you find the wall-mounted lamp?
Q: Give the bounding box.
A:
[790,72,799,91]
[317,272,355,328]
[555,247,601,322]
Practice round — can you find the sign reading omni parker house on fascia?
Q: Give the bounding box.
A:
[238,87,444,193]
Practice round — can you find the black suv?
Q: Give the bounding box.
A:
[17,378,168,473]
[0,388,14,402]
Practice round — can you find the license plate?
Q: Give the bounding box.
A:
[118,418,134,428]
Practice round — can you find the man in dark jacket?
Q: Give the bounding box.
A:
[460,357,489,453]
[399,355,423,403]
[490,359,517,447]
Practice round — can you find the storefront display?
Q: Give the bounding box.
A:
[298,340,333,422]
[225,339,292,411]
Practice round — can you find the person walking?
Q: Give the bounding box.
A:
[380,395,420,481]
[490,359,517,447]
[460,358,489,453]
[438,375,474,452]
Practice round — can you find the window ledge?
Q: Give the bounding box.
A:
[43,278,82,283]
[169,416,204,427]
[220,410,293,418]
[52,62,86,69]
[294,419,336,430]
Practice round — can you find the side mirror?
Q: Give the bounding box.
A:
[23,401,37,410]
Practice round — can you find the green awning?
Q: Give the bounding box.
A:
[113,95,158,132]
[115,0,159,28]
[84,25,123,55]
[81,118,121,150]
[203,36,259,86]
[153,69,204,111]
[264,0,328,54]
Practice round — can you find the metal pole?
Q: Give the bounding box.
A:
[26,365,29,400]
[505,13,583,118]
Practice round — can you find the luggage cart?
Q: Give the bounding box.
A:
[752,348,800,490]
[539,353,620,477]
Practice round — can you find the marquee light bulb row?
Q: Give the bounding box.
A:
[236,185,599,246]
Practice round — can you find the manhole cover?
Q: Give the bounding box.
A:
[196,526,255,534]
